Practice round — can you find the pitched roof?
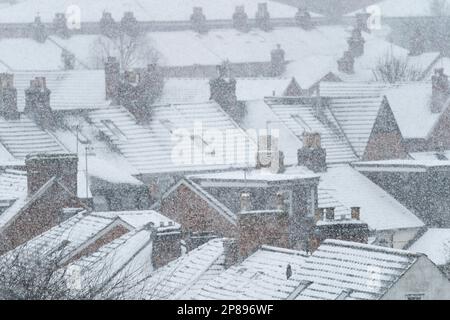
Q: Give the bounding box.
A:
[9,209,179,264]
[0,115,67,159]
[133,238,227,300]
[0,0,296,24]
[321,81,445,140]
[156,78,296,105]
[264,97,360,164]
[409,228,450,265]
[320,165,424,231]
[347,0,450,17]
[193,245,308,300]
[0,169,28,229]
[293,239,422,300]
[13,70,109,111]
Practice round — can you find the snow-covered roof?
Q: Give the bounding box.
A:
[10,209,179,265]
[193,245,308,300]
[0,169,28,229]
[134,237,227,300]
[409,228,450,266]
[188,166,319,184]
[321,80,447,140]
[383,82,442,139]
[0,38,69,71]
[5,70,109,111]
[353,159,450,172]
[156,78,296,105]
[264,95,386,163]
[348,0,450,18]
[320,165,424,231]
[294,239,422,300]
[0,115,67,159]
[0,0,297,24]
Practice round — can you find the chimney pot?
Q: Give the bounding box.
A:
[0,73,18,120]
[351,207,361,220]
[325,207,335,220]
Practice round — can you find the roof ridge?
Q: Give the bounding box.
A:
[322,239,422,257]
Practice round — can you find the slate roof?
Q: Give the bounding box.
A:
[0,115,67,159]
[134,238,227,300]
[293,240,422,300]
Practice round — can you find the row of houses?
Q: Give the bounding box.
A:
[0,0,449,299]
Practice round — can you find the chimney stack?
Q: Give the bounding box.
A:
[61,49,75,70]
[120,12,139,37]
[431,68,449,113]
[0,73,19,120]
[347,28,365,57]
[351,207,361,220]
[325,207,335,221]
[31,16,47,43]
[53,12,69,38]
[223,238,239,268]
[270,44,285,76]
[25,153,78,196]
[255,3,271,31]
[337,50,355,74]
[295,7,312,30]
[105,56,120,103]
[233,6,249,32]
[100,12,118,38]
[409,27,425,56]
[210,65,242,117]
[24,77,55,128]
[298,132,327,173]
[190,7,208,33]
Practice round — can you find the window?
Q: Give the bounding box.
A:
[406,293,425,300]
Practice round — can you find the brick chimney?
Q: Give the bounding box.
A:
[431,68,449,113]
[61,49,75,70]
[31,16,47,43]
[347,28,365,57]
[210,65,243,119]
[409,27,425,56]
[297,132,327,173]
[120,12,139,37]
[237,192,289,258]
[309,206,369,252]
[53,12,69,38]
[190,7,208,33]
[0,73,19,120]
[105,56,120,102]
[337,50,355,74]
[270,44,285,76]
[25,153,78,196]
[295,7,312,30]
[223,238,239,268]
[255,3,271,31]
[100,12,118,38]
[233,6,249,32]
[24,77,55,128]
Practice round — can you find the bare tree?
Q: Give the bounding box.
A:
[0,241,149,300]
[90,33,160,70]
[373,52,424,83]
